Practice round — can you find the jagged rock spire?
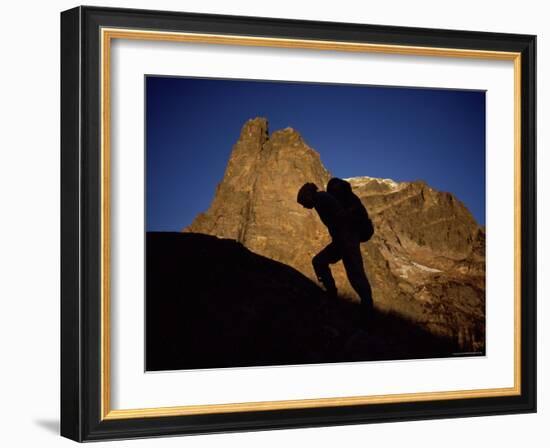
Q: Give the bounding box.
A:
[184,118,485,352]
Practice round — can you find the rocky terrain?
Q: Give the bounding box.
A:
[146,232,458,371]
[184,117,485,353]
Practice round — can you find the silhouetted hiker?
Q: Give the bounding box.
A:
[296,182,374,317]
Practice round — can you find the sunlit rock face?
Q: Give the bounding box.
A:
[185,117,485,352]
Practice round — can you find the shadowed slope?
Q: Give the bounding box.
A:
[146,232,468,371]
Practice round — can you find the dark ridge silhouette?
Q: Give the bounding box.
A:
[146,232,461,371]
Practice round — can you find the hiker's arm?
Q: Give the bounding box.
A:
[315,193,344,230]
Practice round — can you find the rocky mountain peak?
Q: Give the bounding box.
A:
[238,116,269,144]
[184,118,485,351]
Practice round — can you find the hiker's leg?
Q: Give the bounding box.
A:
[341,241,373,310]
[312,243,341,297]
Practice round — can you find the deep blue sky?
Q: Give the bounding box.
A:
[146,76,485,231]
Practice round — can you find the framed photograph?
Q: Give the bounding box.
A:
[60,6,536,442]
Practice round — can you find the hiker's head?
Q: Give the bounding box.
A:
[327,177,352,198]
[297,183,318,209]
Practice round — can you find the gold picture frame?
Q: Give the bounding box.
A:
[61,6,536,442]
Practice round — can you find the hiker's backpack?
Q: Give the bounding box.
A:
[355,202,374,242]
[327,177,374,242]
